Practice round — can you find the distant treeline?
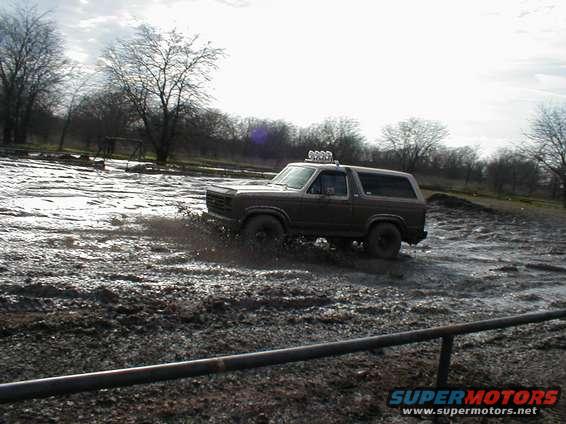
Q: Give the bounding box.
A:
[1,4,565,205]
[26,99,564,202]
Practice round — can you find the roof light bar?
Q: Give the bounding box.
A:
[306,150,334,163]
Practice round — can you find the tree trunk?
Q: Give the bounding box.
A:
[527,172,538,196]
[58,112,71,151]
[1,105,15,144]
[14,123,27,144]
[14,96,35,145]
[155,147,168,165]
[155,120,172,165]
[2,125,14,145]
[550,178,558,200]
[562,181,566,208]
[155,133,169,165]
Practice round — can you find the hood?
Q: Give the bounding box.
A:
[207,182,294,195]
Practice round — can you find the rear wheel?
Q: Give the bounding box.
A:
[365,222,402,259]
[242,215,285,248]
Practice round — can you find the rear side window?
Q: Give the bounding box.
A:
[357,173,416,199]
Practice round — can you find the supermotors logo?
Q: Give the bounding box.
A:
[388,388,560,417]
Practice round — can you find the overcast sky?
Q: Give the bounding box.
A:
[29,0,566,154]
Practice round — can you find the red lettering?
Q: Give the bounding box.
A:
[483,390,500,405]
[465,390,485,405]
[500,390,515,405]
[529,390,545,406]
[513,390,530,405]
[543,390,559,406]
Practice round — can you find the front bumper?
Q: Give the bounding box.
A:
[202,211,240,230]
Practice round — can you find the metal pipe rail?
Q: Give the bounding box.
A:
[1,309,565,403]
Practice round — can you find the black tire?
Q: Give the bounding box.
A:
[242,215,285,248]
[365,222,402,259]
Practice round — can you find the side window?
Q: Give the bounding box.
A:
[308,171,348,196]
[357,173,416,199]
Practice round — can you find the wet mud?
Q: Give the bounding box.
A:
[0,157,565,423]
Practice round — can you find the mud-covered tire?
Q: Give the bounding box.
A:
[365,222,402,259]
[242,215,285,248]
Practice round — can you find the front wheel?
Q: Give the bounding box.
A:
[365,223,401,259]
[242,215,285,248]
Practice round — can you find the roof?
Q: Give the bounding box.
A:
[286,162,415,178]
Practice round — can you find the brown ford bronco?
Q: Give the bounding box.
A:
[204,152,427,258]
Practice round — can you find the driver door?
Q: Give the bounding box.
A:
[296,170,352,231]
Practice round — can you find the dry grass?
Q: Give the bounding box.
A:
[423,189,566,222]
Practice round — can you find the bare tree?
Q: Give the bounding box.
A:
[486,148,515,194]
[486,148,541,195]
[0,4,67,144]
[458,146,481,185]
[73,87,137,149]
[101,24,223,164]
[296,117,364,163]
[58,66,95,150]
[440,145,481,184]
[381,117,448,172]
[318,117,364,163]
[523,104,566,207]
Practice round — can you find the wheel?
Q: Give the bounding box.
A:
[328,237,352,251]
[365,222,401,259]
[242,215,285,248]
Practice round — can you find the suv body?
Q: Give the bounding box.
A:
[205,160,427,257]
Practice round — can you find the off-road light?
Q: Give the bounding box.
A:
[306,150,334,163]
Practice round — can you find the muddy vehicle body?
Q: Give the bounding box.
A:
[205,153,427,258]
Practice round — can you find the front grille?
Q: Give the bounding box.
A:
[206,191,233,215]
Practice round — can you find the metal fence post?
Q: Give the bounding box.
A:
[436,336,454,387]
[433,336,455,423]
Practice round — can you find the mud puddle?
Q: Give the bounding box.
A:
[0,156,565,423]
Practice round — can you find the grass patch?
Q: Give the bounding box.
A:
[423,188,566,221]
[3,143,278,175]
[417,174,565,212]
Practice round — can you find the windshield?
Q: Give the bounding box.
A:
[271,165,316,189]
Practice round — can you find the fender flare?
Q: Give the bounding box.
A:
[242,206,290,232]
[365,215,408,238]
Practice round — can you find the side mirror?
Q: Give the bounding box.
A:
[324,186,336,196]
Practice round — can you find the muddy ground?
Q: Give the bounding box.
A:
[0,157,565,423]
